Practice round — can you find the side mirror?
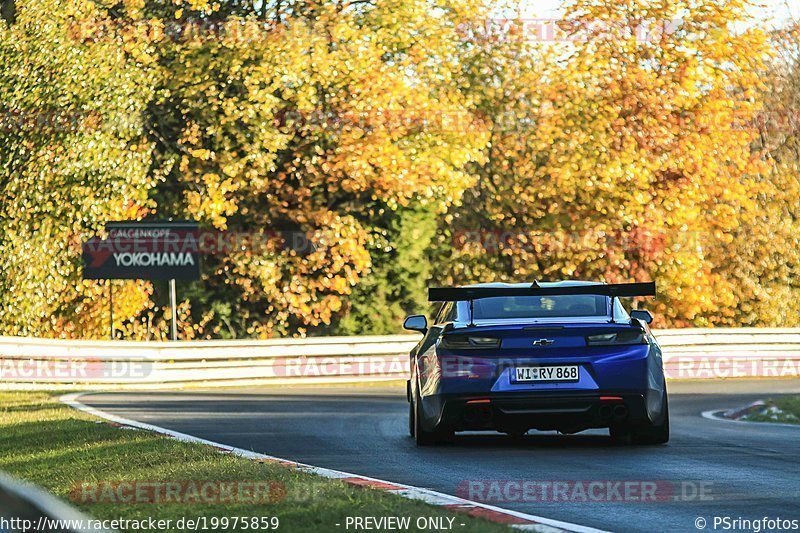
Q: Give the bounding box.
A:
[403,314,427,333]
[630,309,654,324]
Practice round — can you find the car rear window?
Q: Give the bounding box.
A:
[471,295,608,319]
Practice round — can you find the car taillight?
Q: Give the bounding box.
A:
[586,330,647,346]
[440,356,495,379]
[440,336,501,350]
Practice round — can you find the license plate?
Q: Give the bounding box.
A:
[514,365,579,382]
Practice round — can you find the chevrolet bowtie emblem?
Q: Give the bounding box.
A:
[532,339,555,347]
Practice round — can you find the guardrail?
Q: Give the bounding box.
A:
[1,329,798,389]
[0,470,115,533]
[656,328,800,380]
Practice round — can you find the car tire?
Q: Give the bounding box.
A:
[609,425,632,444]
[408,398,415,437]
[413,385,450,446]
[632,390,670,445]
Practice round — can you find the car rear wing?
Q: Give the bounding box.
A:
[428,282,656,302]
[428,281,656,326]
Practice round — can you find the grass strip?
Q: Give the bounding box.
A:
[0,392,516,532]
[741,395,800,425]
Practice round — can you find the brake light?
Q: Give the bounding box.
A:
[440,356,495,379]
[586,330,647,346]
[440,336,501,350]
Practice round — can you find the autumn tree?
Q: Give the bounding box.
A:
[142,0,489,337]
[441,0,775,327]
[2,0,797,338]
[0,0,158,337]
[715,22,800,326]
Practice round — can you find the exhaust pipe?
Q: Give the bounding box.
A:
[464,405,493,423]
[612,404,629,420]
[598,404,613,420]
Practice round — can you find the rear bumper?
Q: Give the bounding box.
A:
[425,392,650,433]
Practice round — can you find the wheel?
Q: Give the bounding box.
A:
[413,385,450,446]
[408,398,415,437]
[609,425,632,444]
[632,391,670,445]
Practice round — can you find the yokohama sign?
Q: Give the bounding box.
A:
[82,221,201,280]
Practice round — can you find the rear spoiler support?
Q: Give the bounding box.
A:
[468,299,475,327]
[610,295,620,324]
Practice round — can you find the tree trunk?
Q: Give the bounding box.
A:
[0,0,15,25]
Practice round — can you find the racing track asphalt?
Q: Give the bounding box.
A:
[81,380,800,533]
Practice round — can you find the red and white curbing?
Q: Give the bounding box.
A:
[702,402,800,430]
[61,392,606,533]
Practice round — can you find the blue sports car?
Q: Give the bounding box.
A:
[403,281,668,445]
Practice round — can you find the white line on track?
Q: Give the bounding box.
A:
[61,392,608,533]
